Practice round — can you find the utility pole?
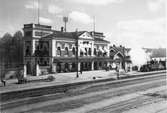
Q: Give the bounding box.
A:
[37,0,40,25]
[75,29,79,78]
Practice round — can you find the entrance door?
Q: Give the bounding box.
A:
[81,62,84,71]
[57,63,61,73]
[65,63,69,72]
[26,61,31,75]
[94,62,97,70]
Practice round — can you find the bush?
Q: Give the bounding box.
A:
[46,75,55,82]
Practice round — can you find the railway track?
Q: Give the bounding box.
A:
[1,72,166,113]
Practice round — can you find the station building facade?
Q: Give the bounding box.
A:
[23,24,131,76]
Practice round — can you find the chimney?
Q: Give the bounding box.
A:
[61,27,64,32]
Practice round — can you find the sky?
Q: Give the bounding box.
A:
[0,0,166,49]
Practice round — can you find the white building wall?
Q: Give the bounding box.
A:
[52,40,56,57]
[91,41,94,56]
[32,39,36,55]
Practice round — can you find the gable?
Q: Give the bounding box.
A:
[79,32,93,40]
[115,51,124,58]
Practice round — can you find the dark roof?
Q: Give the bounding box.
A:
[43,31,110,43]
[94,38,110,44]
[43,31,90,39]
[110,46,131,52]
[89,31,105,37]
[109,45,131,57]
[43,31,76,39]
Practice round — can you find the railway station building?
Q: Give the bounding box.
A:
[23,24,131,76]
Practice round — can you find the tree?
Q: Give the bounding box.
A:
[0,33,13,67]
[0,33,12,79]
[13,31,23,66]
[0,31,23,67]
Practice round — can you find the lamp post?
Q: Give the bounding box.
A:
[75,29,79,78]
[123,46,125,71]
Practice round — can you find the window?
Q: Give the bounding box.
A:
[85,48,87,56]
[88,48,91,56]
[65,47,69,56]
[35,45,40,56]
[72,47,75,55]
[43,46,49,56]
[80,51,84,57]
[25,46,31,56]
[94,48,97,55]
[57,47,61,56]
[103,52,107,57]
[25,31,32,37]
[98,51,102,57]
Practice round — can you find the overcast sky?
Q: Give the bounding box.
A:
[0,0,166,48]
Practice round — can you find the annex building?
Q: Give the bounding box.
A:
[23,24,131,76]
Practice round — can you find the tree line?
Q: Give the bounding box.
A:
[0,31,23,69]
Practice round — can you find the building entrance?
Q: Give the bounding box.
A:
[26,61,31,75]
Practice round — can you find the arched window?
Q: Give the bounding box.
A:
[72,47,75,55]
[65,47,69,56]
[57,47,61,56]
[94,48,97,55]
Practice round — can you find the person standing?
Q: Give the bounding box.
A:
[1,71,6,86]
[116,65,119,79]
[1,79,6,86]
